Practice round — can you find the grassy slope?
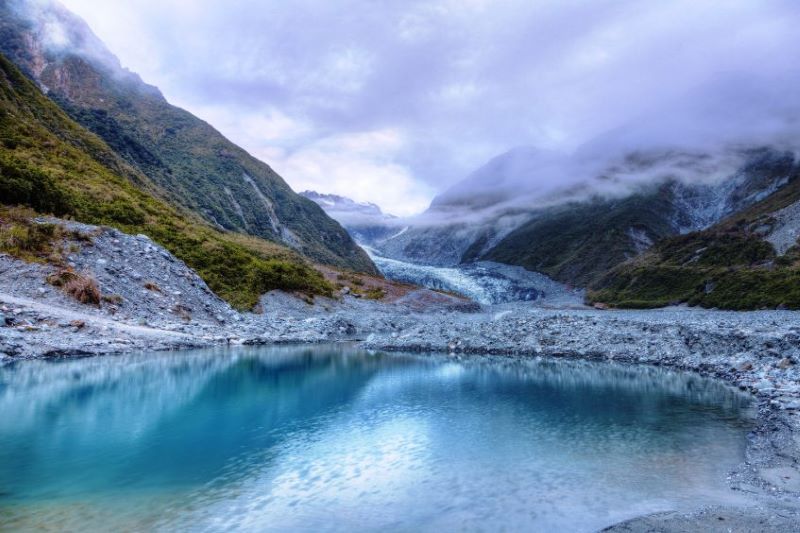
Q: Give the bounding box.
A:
[48,68,377,274]
[0,2,375,275]
[0,51,333,309]
[589,170,800,310]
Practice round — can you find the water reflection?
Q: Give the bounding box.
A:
[0,346,753,531]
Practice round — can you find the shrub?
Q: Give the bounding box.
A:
[0,155,73,215]
[0,217,62,263]
[143,281,162,292]
[48,268,101,305]
[172,304,191,321]
[46,268,79,287]
[101,294,124,305]
[364,287,386,300]
[63,273,101,305]
[337,273,364,286]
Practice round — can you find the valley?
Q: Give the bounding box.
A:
[2,0,800,530]
[2,213,800,530]
[301,145,800,310]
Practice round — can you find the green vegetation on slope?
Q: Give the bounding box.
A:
[0,3,376,274]
[0,205,86,263]
[589,171,800,310]
[0,52,332,309]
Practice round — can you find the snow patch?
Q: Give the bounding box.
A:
[386,226,409,240]
[766,199,800,255]
[626,227,653,254]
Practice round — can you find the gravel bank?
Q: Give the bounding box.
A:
[2,219,800,530]
[362,305,800,531]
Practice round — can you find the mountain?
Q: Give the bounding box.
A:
[0,49,335,309]
[589,160,800,309]
[0,0,376,275]
[372,67,800,299]
[368,143,799,308]
[300,190,401,245]
[430,146,562,211]
[482,148,797,287]
[300,191,386,218]
[377,147,779,266]
[299,192,587,306]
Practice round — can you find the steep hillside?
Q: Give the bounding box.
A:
[0,50,334,309]
[483,149,797,287]
[589,162,800,309]
[0,0,376,274]
[371,146,795,291]
[480,187,677,287]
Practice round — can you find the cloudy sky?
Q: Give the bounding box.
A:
[59,0,800,215]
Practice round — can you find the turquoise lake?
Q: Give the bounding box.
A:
[0,345,754,531]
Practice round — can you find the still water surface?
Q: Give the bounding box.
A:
[0,345,753,531]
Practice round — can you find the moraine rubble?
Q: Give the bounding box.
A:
[2,219,800,530]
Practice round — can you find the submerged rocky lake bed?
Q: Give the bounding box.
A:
[0,345,756,531]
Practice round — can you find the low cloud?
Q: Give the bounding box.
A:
[50,0,800,215]
[262,130,435,217]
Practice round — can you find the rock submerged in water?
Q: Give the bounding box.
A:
[754,379,774,392]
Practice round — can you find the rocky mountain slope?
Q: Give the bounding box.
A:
[0,0,375,275]
[0,214,473,358]
[366,144,800,308]
[483,148,797,287]
[0,51,336,309]
[590,160,800,309]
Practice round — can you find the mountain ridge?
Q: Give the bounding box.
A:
[0,49,337,309]
[589,157,800,309]
[300,190,402,246]
[0,0,377,275]
[360,144,800,308]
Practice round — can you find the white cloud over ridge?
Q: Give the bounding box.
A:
[59,0,800,215]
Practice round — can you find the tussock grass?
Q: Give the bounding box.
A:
[47,268,101,305]
[63,273,101,305]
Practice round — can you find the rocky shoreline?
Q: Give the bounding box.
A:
[364,306,800,531]
[2,221,800,530]
[4,297,800,530]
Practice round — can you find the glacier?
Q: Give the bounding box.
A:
[364,247,583,306]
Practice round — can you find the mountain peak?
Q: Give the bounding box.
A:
[300,191,392,218]
[2,0,156,93]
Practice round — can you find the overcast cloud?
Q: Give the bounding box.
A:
[58,0,800,216]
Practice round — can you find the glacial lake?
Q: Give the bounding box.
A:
[0,345,754,531]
